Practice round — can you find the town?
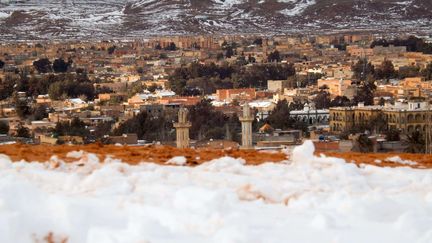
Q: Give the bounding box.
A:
[1,33,432,153]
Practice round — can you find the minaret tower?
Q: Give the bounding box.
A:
[239,103,254,149]
[174,107,192,149]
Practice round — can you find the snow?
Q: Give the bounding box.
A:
[279,0,316,16]
[0,141,432,242]
[166,156,187,166]
[386,156,418,166]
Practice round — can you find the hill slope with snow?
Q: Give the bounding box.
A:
[0,0,431,39]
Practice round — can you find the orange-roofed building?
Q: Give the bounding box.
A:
[158,96,202,106]
[216,88,256,102]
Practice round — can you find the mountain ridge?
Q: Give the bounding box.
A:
[0,0,431,40]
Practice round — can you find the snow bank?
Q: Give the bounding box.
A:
[0,141,431,243]
[385,156,418,166]
[166,156,187,166]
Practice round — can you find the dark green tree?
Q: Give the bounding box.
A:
[16,125,30,138]
[15,99,31,119]
[313,91,331,109]
[353,77,376,106]
[55,117,90,138]
[107,46,116,55]
[266,100,291,129]
[52,58,69,73]
[404,131,425,153]
[385,128,400,141]
[93,121,114,141]
[189,99,228,140]
[267,50,281,62]
[253,38,263,46]
[0,75,16,100]
[164,42,177,51]
[368,113,387,134]
[352,58,375,80]
[0,122,9,134]
[375,60,396,81]
[225,46,234,58]
[114,111,171,141]
[33,58,52,73]
[330,96,351,107]
[354,134,374,153]
[31,105,49,121]
[422,62,432,80]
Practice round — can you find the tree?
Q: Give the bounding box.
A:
[375,60,396,81]
[353,77,376,106]
[422,62,432,80]
[16,125,30,138]
[253,38,263,46]
[31,105,49,121]
[164,42,177,51]
[15,99,31,119]
[330,96,351,107]
[266,100,291,129]
[189,99,228,140]
[352,58,375,80]
[54,117,90,138]
[385,128,400,141]
[52,58,69,73]
[225,46,234,58]
[127,81,146,97]
[33,58,52,73]
[313,91,331,109]
[0,75,16,100]
[267,50,281,62]
[48,80,95,100]
[398,65,420,79]
[93,121,114,141]
[0,59,4,69]
[404,131,425,153]
[114,111,171,141]
[368,113,387,134]
[147,83,159,93]
[354,134,374,153]
[0,122,9,134]
[107,46,116,55]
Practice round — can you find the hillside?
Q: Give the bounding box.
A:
[0,0,431,40]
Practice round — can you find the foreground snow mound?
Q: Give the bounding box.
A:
[0,142,432,243]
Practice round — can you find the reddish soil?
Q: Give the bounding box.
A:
[1,144,431,169]
[0,144,288,166]
[323,152,432,169]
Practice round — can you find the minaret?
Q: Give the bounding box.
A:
[174,107,192,149]
[239,103,254,149]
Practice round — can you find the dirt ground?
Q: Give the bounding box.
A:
[0,144,431,169]
[0,143,288,166]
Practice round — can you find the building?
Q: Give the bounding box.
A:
[267,80,294,93]
[174,108,191,149]
[216,88,256,102]
[240,103,254,149]
[290,103,329,125]
[317,78,353,97]
[330,101,432,135]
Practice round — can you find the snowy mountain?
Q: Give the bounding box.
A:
[0,0,431,40]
